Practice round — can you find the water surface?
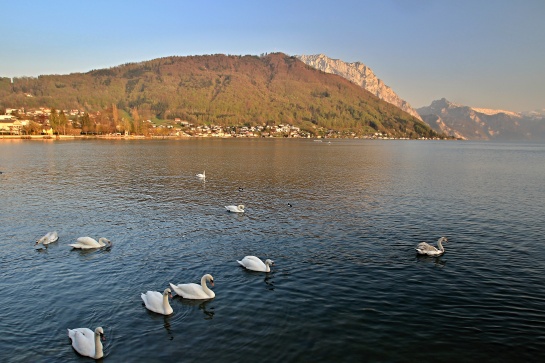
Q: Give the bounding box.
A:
[1,139,544,362]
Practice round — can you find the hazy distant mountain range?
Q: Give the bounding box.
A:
[416,99,545,141]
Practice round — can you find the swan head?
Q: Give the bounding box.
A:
[265,259,274,266]
[100,238,112,247]
[204,274,215,287]
[438,237,448,243]
[95,327,105,341]
[163,288,173,298]
[238,205,245,211]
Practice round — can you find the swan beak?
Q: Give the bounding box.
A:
[100,333,106,341]
[210,280,214,287]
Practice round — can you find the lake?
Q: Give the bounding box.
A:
[1,138,544,362]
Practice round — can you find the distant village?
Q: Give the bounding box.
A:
[0,106,417,140]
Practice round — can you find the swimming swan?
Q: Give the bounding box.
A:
[169,274,215,299]
[415,237,448,256]
[237,256,274,272]
[196,171,205,179]
[69,237,112,249]
[67,326,105,359]
[225,204,245,213]
[35,231,58,247]
[141,288,173,315]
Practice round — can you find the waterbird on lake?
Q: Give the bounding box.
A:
[415,237,448,256]
[237,256,274,272]
[196,171,205,179]
[287,203,293,207]
[35,231,58,247]
[225,204,245,213]
[69,237,112,249]
[141,288,173,315]
[169,274,215,299]
[67,326,105,359]
[238,187,244,191]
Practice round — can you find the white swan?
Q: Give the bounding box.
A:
[169,274,215,299]
[67,326,105,359]
[141,288,173,315]
[225,204,245,213]
[196,171,205,179]
[69,237,112,249]
[35,231,58,247]
[416,237,448,256]
[237,256,274,272]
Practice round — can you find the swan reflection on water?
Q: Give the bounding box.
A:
[176,298,215,320]
[264,274,275,291]
[163,315,174,340]
[239,268,276,291]
[71,246,113,258]
[416,254,446,267]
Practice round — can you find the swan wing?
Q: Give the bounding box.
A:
[68,328,94,357]
[169,283,208,299]
[416,242,437,252]
[238,256,266,271]
[47,231,59,243]
[225,205,243,213]
[242,255,262,262]
[416,242,444,256]
[77,237,99,246]
[77,237,98,245]
[141,291,164,313]
[70,237,100,249]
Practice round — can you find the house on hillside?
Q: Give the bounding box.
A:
[0,115,23,134]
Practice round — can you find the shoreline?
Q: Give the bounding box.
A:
[0,134,453,141]
[0,134,190,140]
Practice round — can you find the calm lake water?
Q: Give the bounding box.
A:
[1,138,544,362]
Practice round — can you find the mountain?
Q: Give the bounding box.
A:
[0,53,440,139]
[417,98,545,141]
[296,54,422,121]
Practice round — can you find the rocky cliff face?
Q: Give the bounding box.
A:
[417,98,545,141]
[296,54,422,121]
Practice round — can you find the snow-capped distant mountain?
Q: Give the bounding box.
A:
[417,98,545,141]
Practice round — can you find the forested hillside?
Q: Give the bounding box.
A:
[0,53,440,138]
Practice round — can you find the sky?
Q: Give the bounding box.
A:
[1,0,544,112]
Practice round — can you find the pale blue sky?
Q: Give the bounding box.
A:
[1,0,543,112]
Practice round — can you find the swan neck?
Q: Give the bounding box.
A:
[163,293,170,309]
[94,332,103,359]
[201,276,212,295]
[437,240,444,251]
